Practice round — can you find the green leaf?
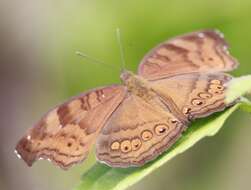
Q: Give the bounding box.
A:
[226,75,251,104]
[74,76,251,190]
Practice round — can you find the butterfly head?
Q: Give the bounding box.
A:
[120,70,153,99]
[120,70,135,83]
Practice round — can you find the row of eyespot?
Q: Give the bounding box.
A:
[183,79,224,114]
[110,122,176,153]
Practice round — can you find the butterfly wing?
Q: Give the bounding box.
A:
[138,30,239,80]
[16,85,126,169]
[96,94,186,167]
[150,73,235,121]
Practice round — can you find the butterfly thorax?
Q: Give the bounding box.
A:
[120,70,155,100]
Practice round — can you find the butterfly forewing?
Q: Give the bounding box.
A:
[16,85,126,169]
[138,30,239,80]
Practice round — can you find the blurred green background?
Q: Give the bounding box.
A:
[1,0,251,190]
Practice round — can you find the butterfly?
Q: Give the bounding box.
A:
[15,30,239,169]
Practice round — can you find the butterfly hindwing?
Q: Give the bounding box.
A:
[16,85,126,169]
[138,30,239,80]
[96,94,186,167]
[151,72,234,121]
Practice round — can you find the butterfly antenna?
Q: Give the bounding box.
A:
[116,28,126,72]
[76,51,119,71]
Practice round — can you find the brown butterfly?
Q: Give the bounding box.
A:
[16,30,239,169]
